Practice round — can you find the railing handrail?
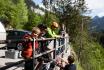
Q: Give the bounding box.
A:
[0,36,69,70]
[0,37,69,44]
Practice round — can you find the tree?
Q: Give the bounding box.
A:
[0,0,28,29]
[42,0,101,70]
[42,0,87,41]
[14,0,28,29]
[43,12,59,26]
[23,11,43,31]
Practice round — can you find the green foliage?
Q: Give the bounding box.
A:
[1,0,104,70]
[85,41,104,70]
[46,1,104,70]
[75,61,84,70]
[14,0,28,29]
[23,11,43,30]
[43,12,59,26]
[42,0,87,41]
[73,31,104,70]
[0,0,28,29]
[0,0,13,21]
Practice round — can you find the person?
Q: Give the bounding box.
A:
[45,22,62,69]
[37,22,62,38]
[37,22,60,70]
[37,22,61,54]
[46,21,61,38]
[37,22,62,70]
[56,55,76,70]
[21,27,41,70]
[37,24,52,70]
[37,23,47,38]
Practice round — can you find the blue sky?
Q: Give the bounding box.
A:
[33,0,42,5]
[33,0,104,17]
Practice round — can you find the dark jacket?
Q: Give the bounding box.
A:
[64,64,76,70]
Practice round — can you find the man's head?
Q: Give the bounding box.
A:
[37,24,47,31]
[51,22,59,29]
[37,24,47,36]
[67,55,75,64]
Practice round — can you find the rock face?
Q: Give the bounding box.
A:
[90,16,104,32]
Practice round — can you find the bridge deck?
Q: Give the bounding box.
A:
[0,50,24,70]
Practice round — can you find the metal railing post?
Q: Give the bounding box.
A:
[62,37,65,58]
[53,38,56,59]
[32,38,35,70]
[65,37,67,53]
[65,36,69,53]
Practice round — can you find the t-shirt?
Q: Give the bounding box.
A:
[64,64,76,70]
[45,27,58,38]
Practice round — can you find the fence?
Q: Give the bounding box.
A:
[0,36,69,70]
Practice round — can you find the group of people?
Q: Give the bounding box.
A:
[21,21,76,70]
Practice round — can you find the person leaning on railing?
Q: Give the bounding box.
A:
[38,22,61,38]
[45,21,62,38]
[38,22,62,52]
[21,27,41,70]
[36,22,62,70]
[37,22,62,51]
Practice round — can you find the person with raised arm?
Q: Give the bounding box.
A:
[56,55,76,70]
